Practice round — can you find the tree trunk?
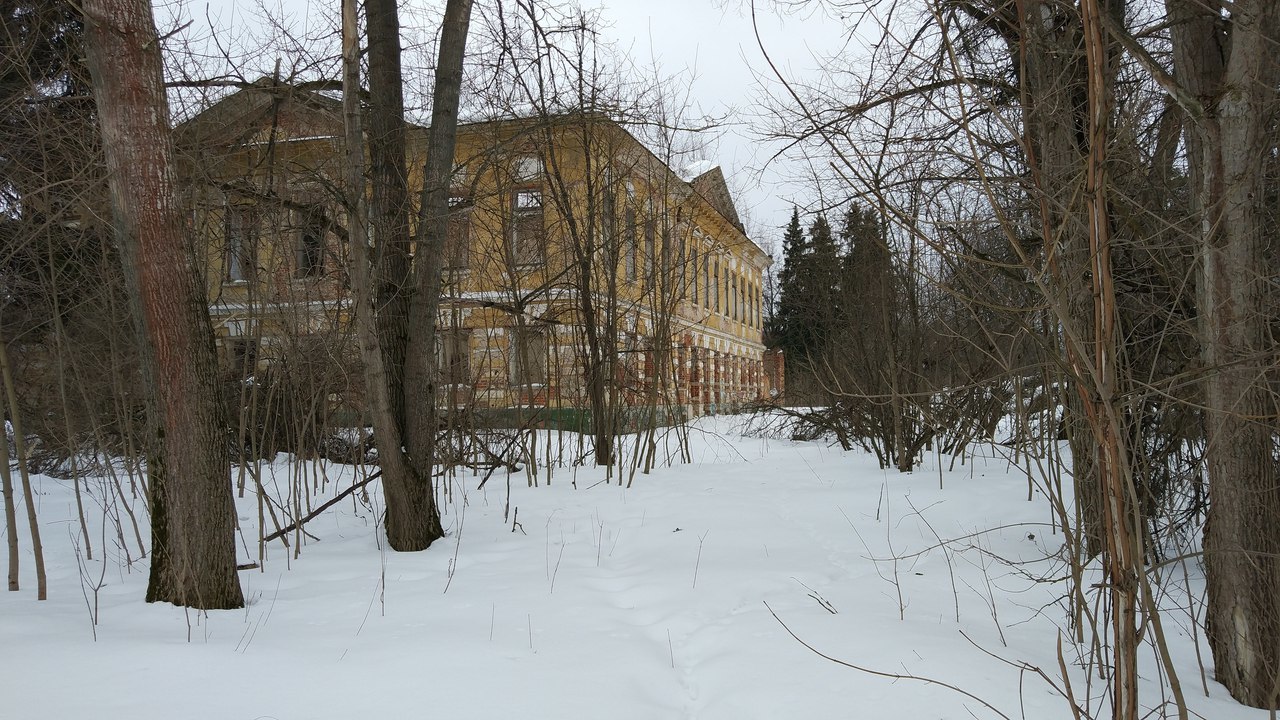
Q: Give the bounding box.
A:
[1168,0,1280,706]
[400,0,473,547]
[82,0,243,609]
[365,0,413,433]
[1,330,20,592]
[344,0,470,551]
[1018,0,1105,558]
[363,0,442,550]
[340,0,424,552]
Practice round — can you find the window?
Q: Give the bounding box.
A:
[674,231,686,293]
[511,190,545,265]
[723,267,730,316]
[228,338,259,377]
[225,204,257,282]
[513,155,543,182]
[690,246,699,305]
[446,196,473,270]
[438,329,471,384]
[703,255,711,309]
[713,259,720,313]
[509,327,547,385]
[624,206,637,282]
[643,218,655,288]
[295,208,325,279]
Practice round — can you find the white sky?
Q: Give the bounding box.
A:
[583,0,853,244]
[166,0,855,254]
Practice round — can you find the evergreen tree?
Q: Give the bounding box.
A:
[839,202,892,331]
[807,212,842,337]
[769,206,808,361]
[770,208,852,369]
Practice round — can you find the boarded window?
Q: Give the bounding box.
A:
[446,196,472,269]
[438,329,471,384]
[228,337,259,377]
[509,327,547,385]
[511,190,544,265]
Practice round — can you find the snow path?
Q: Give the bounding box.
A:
[0,417,1266,719]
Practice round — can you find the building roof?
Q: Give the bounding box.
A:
[689,166,745,236]
[178,81,764,260]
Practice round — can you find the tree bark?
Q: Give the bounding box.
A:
[365,0,413,433]
[344,0,470,551]
[82,0,243,609]
[1168,0,1280,707]
[340,0,422,552]
[399,0,473,547]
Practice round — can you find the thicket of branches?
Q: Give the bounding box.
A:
[762,0,1278,713]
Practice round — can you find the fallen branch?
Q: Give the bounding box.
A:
[263,470,382,543]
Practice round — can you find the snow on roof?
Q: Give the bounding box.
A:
[678,159,718,183]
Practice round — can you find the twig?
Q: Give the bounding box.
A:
[693,530,709,589]
[764,602,1012,720]
[793,577,838,614]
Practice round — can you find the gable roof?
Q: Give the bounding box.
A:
[174,77,345,149]
[690,166,745,235]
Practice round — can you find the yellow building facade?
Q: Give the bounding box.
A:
[178,82,779,420]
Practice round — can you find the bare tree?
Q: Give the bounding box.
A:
[1166,0,1280,707]
[342,0,473,551]
[755,0,1219,715]
[82,0,243,608]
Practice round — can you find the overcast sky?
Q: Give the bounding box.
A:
[582,0,852,246]
[169,0,854,254]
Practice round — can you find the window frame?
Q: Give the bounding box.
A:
[445,194,474,271]
[509,187,546,266]
[224,203,258,283]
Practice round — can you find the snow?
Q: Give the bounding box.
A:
[0,415,1266,719]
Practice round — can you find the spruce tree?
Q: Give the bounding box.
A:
[770,207,808,361]
[807,213,842,339]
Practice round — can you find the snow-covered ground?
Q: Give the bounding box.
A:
[1,415,1264,719]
